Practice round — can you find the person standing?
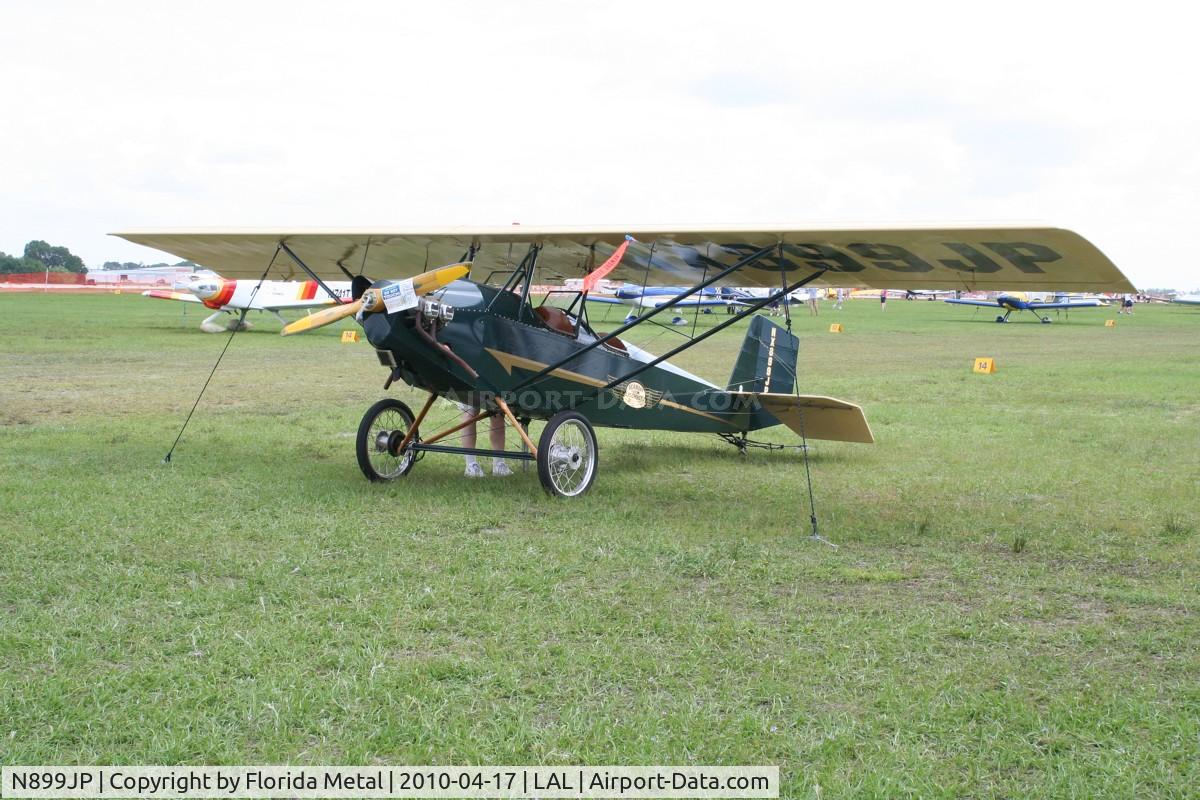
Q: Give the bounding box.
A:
[807,287,820,316]
[880,289,888,311]
[834,288,844,310]
[458,401,511,477]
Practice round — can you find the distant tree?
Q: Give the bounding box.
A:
[23,240,86,273]
[174,260,197,267]
[0,251,43,274]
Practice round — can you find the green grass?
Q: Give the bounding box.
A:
[1,294,1198,797]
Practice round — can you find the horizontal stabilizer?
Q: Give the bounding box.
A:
[142,289,200,303]
[749,392,874,444]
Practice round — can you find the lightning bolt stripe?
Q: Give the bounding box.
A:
[485,348,726,423]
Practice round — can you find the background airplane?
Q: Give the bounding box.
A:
[904,289,957,300]
[1171,294,1200,306]
[144,273,352,332]
[588,283,747,324]
[944,292,1107,323]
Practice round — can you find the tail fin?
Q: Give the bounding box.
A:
[727,315,798,394]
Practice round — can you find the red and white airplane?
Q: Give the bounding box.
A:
[143,272,353,332]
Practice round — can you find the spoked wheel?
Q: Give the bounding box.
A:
[356,399,417,482]
[536,411,598,497]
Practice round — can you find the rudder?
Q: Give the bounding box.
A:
[727,315,797,394]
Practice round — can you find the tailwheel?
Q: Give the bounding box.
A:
[536,411,598,497]
[356,399,417,482]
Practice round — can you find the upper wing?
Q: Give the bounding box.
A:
[112,225,1135,293]
[1028,299,1105,309]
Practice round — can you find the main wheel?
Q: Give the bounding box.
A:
[356,399,417,482]
[536,411,598,497]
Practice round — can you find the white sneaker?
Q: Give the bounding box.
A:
[493,460,513,477]
[464,461,484,478]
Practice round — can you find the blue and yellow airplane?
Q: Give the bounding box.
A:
[944,292,1107,323]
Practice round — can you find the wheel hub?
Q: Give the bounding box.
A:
[551,443,581,469]
[385,429,409,456]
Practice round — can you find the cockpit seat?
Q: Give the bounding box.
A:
[535,305,578,337]
[598,333,628,353]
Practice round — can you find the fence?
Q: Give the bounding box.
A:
[0,271,181,293]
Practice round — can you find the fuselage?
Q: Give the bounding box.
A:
[996,294,1034,310]
[362,279,759,433]
[186,277,352,310]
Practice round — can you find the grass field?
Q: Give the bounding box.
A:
[1,293,1198,797]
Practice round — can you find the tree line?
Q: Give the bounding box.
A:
[0,240,86,275]
[0,240,196,275]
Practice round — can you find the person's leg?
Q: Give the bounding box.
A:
[462,407,483,477]
[489,413,512,475]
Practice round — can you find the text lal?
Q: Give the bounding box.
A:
[533,771,577,790]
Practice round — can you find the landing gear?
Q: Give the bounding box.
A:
[356,399,418,482]
[201,311,251,333]
[995,314,1007,323]
[536,411,598,497]
[1039,315,1052,324]
[719,432,750,455]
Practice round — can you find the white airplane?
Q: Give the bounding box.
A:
[1172,294,1200,306]
[143,273,353,332]
[588,283,748,324]
[903,288,957,300]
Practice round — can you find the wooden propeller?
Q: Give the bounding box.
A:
[280,263,470,336]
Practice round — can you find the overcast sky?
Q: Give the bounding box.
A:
[2,1,1196,289]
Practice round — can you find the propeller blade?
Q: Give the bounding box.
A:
[281,299,362,336]
[279,262,470,337]
[414,262,471,294]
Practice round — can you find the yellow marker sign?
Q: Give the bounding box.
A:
[829,323,844,333]
[973,357,996,374]
[340,330,360,343]
[114,289,122,295]
[1105,319,1117,328]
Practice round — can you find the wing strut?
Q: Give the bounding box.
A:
[511,243,779,392]
[279,241,351,304]
[162,246,281,463]
[589,268,826,397]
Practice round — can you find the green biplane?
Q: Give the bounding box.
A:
[116,226,1134,497]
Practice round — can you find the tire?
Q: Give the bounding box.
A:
[536,411,598,497]
[356,399,417,482]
